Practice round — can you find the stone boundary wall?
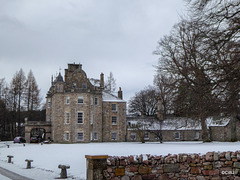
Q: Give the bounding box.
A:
[104,151,240,180]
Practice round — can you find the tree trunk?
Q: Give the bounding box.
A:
[231,115,237,142]
[159,120,163,143]
[200,117,211,142]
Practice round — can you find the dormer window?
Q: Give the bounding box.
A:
[82,83,87,89]
[73,83,77,88]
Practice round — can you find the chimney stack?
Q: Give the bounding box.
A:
[100,73,104,88]
[118,87,123,99]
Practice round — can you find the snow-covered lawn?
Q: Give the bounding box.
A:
[0,141,240,179]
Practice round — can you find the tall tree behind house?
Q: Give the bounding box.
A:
[188,0,240,141]
[10,68,26,136]
[25,70,41,121]
[154,0,240,142]
[128,86,158,117]
[105,72,116,93]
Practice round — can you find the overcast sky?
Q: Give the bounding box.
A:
[0,0,187,104]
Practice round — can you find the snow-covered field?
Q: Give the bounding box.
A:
[0,141,240,179]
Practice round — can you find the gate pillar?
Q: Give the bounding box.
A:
[85,155,108,180]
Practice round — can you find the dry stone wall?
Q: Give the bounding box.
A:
[104,151,240,180]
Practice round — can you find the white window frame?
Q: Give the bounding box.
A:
[77,112,84,124]
[78,96,84,104]
[194,131,200,140]
[82,83,87,89]
[94,97,98,105]
[73,82,77,88]
[174,132,180,139]
[112,132,117,140]
[65,132,70,141]
[112,116,117,125]
[90,96,93,105]
[93,132,98,140]
[65,112,70,124]
[112,104,117,111]
[47,99,51,108]
[90,112,93,124]
[144,132,149,140]
[130,133,136,140]
[77,132,84,141]
[90,132,93,141]
[66,96,70,104]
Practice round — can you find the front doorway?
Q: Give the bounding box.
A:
[30,128,46,142]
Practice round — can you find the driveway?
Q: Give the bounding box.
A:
[0,166,33,180]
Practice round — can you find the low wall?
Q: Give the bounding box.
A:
[103,151,240,180]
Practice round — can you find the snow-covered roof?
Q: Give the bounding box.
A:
[127,116,231,131]
[128,117,201,131]
[89,78,100,87]
[102,91,126,102]
[207,117,230,127]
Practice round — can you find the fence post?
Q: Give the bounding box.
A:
[25,159,33,169]
[7,155,14,163]
[58,164,70,178]
[85,155,108,180]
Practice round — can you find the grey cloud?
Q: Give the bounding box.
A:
[0,0,186,102]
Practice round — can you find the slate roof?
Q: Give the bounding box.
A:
[102,91,126,102]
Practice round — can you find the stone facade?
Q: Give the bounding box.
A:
[24,64,237,144]
[46,63,126,143]
[126,116,203,142]
[103,101,127,142]
[126,116,235,142]
[127,129,202,142]
[104,151,240,179]
[24,120,51,143]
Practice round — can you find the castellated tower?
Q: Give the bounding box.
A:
[46,63,126,143]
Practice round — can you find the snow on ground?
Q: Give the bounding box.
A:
[0,174,10,180]
[0,141,240,180]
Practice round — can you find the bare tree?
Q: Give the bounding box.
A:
[10,69,26,136]
[0,78,6,98]
[154,74,175,116]
[25,70,41,121]
[147,97,164,143]
[155,0,240,142]
[105,72,116,93]
[154,20,220,142]
[128,86,159,116]
[129,118,150,143]
[187,0,240,141]
[0,98,9,140]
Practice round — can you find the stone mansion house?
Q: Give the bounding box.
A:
[25,63,235,143]
[25,63,126,143]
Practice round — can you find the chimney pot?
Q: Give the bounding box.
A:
[100,73,104,88]
[118,87,123,99]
